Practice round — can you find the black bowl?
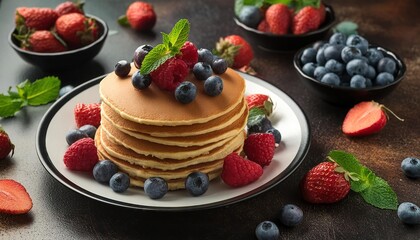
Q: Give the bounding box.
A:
[234,5,335,52]
[293,44,406,106]
[8,15,108,71]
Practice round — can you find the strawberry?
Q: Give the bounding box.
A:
[257,19,270,32]
[221,153,263,187]
[0,126,14,160]
[214,35,254,69]
[55,1,84,16]
[119,1,156,31]
[301,162,351,203]
[17,30,67,53]
[15,7,58,33]
[265,3,291,35]
[55,13,98,49]
[150,57,189,91]
[63,138,98,171]
[245,94,273,115]
[243,133,276,167]
[74,103,101,128]
[342,101,403,137]
[0,179,33,214]
[292,6,323,35]
[177,41,198,69]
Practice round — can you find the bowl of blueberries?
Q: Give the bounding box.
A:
[293,32,406,106]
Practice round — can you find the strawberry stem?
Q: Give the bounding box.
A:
[380,104,404,122]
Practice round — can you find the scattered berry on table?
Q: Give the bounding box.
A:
[74,102,101,128]
[255,221,280,240]
[132,71,152,90]
[177,41,198,69]
[144,177,168,199]
[197,48,214,65]
[266,128,281,145]
[109,172,130,193]
[134,44,153,69]
[0,127,14,160]
[221,153,263,188]
[59,85,74,97]
[401,157,420,179]
[175,81,197,104]
[0,179,33,215]
[238,6,262,28]
[397,202,420,225]
[278,204,304,227]
[93,160,119,183]
[244,133,276,167]
[193,62,213,81]
[185,172,209,196]
[79,124,97,139]
[211,58,228,74]
[150,57,189,91]
[114,60,131,77]
[63,138,99,171]
[204,76,223,96]
[119,1,156,31]
[214,35,253,69]
[65,129,88,145]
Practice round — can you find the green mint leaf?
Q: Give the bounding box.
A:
[247,107,267,128]
[328,150,365,176]
[264,0,293,6]
[359,177,398,210]
[26,76,60,106]
[162,32,171,49]
[334,21,358,36]
[117,15,130,27]
[167,18,190,53]
[16,80,31,100]
[140,43,173,75]
[350,168,375,192]
[0,94,24,118]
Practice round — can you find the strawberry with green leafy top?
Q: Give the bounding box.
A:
[118,1,156,31]
[265,3,291,34]
[245,94,273,115]
[292,0,326,34]
[55,1,85,16]
[16,30,67,53]
[214,35,254,69]
[15,7,58,33]
[55,13,98,48]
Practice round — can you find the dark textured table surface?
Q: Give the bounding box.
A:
[1,0,419,239]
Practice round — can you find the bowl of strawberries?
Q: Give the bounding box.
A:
[8,2,108,71]
[234,0,335,51]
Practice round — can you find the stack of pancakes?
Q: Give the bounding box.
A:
[96,66,248,190]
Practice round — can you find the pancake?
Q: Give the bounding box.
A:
[99,67,245,126]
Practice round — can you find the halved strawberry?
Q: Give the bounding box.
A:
[245,94,273,115]
[342,101,404,137]
[0,179,33,214]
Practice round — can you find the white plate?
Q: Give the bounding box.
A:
[36,72,310,211]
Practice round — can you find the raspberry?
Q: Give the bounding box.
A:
[63,138,99,171]
[150,57,189,91]
[177,41,198,69]
[243,133,275,167]
[221,153,263,187]
[74,103,101,128]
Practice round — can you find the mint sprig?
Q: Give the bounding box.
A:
[328,150,398,210]
[140,19,190,75]
[0,76,61,118]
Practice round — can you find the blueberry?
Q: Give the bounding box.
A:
[114,60,131,77]
[185,172,209,196]
[366,65,376,80]
[329,32,347,45]
[79,124,97,139]
[312,41,326,51]
[109,172,130,193]
[316,44,329,65]
[325,59,344,75]
[247,115,272,134]
[193,62,213,80]
[238,6,262,28]
[346,59,369,76]
[397,202,420,225]
[346,34,369,54]
[323,44,343,61]
[314,66,328,81]
[266,128,281,144]
[59,85,74,97]
[321,73,340,86]
[204,76,223,96]
[278,204,303,227]
[175,81,197,103]
[131,70,152,90]
[134,44,153,69]
[375,72,394,86]
[300,47,317,65]
[212,58,228,74]
[302,62,317,77]
[93,160,119,183]
[401,157,420,179]
[66,129,88,145]
[341,46,362,63]
[144,177,168,199]
[365,48,384,66]
[365,78,373,87]
[350,75,367,88]
[197,48,215,65]
[255,221,279,240]
[377,57,396,74]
